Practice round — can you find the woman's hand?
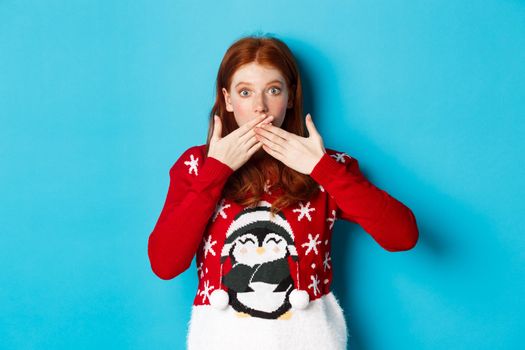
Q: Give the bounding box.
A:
[254,113,326,175]
[208,113,274,172]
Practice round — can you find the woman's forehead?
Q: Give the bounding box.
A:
[231,63,285,85]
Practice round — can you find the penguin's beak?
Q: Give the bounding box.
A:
[256,247,265,255]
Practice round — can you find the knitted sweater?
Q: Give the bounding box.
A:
[148,144,419,350]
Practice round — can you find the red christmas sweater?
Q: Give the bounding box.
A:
[147,143,419,349]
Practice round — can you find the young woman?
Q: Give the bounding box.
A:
[148,35,419,350]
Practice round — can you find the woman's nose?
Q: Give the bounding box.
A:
[253,93,268,114]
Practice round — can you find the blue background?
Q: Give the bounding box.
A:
[1,1,524,349]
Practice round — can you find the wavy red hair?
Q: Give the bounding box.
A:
[204,34,320,215]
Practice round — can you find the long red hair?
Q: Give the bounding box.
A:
[204,34,320,215]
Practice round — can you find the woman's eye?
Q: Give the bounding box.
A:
[239,87,280,97]
[269,87,281,95]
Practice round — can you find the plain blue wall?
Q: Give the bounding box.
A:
[1,1,524,349]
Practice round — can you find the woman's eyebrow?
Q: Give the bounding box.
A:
[235,79,283,88]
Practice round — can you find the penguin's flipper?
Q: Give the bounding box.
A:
[222,264,258,292]
[252,258,290,284]
[273,275,293,292]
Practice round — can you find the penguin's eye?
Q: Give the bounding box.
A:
[266,237,282,244]
[239,237,256,244]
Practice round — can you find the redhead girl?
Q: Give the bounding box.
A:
[148,35,419,350]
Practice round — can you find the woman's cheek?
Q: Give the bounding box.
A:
[236,102,253,118]
[270,96,288,114]
[238,102,252,115]
[231,101,253,126]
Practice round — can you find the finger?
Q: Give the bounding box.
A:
[238,115,273,140]
[254,124,288,146]
[261,142,284,161]
[257,120,292,141]
[247,140,264,156]
[238,114,268,133]
[239,127,257,145]
[255,114,274,128]
[244,133,260,149]
[257,132,286,155]
[305,113,319,138]
[212,115,222,140]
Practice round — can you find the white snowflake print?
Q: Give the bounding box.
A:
[301,233,322,256]
[326,209,337,230]
[197,261,209,278]
[212,198,231,221]
[184,153,199,176]
[308,274,321,296]
[292,201,316,222]
[323,252,331,271]
[202,235,217,258]
[199,280,215,303]
[330,152,351,164]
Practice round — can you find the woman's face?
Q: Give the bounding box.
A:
[222,62,293,128]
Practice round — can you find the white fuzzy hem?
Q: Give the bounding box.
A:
[186,291,348,350]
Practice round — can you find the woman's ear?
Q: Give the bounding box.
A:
[222,87,234,112]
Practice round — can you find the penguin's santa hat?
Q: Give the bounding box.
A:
[209,200,310,310]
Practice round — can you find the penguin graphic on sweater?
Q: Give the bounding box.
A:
[218,201,304,320]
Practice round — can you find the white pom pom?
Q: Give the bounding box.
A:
[209,289,229,309]
[289,289,310,309]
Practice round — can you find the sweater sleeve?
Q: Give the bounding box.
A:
[309,150,419,252]
[147,145,234,280]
